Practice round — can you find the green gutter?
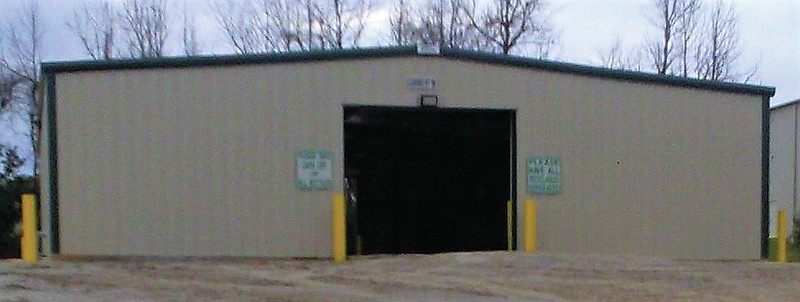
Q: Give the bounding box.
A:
[45,73,60,254]
[761,95,770,259]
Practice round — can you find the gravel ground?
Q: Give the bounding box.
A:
[1,252,800,301]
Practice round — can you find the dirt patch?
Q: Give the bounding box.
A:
[1,252,800,301]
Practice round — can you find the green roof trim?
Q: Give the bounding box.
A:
[41,45,775,97]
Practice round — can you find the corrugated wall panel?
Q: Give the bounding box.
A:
[770,105,797,239]
[55,56,762,259]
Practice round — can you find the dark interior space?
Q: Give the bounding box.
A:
[344,106,514,255]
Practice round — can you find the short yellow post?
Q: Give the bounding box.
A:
[777,210,787,263]
[524,198,536,252]
[507,200,513,251]
[332,193,347,263]
[21,194,38,263]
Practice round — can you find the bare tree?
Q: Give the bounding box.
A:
[598,37,645,71]
[0,1,43,176]
[646,0,683,75]
[211,0,317,54]
[301,0,325,50]
[120,0,170,58]
[465,0,554,56]
[265,0,309,51]
[181,0,201,56]
[1,62,23,114]
[640,0,753,81]
[67,1,118,60]
[412,0,486,49]
[211,0,263,54]
[599,37,626,69]
[694,0,752,81]
[389,0,416,45]
[314,0,372,50]
[674,0,701,77]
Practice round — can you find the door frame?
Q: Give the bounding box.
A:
[342,105,518,254]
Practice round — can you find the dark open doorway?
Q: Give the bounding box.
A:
[344,106,515,255]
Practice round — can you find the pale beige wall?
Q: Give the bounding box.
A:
[54,56,763,259]
[770,105,798,239]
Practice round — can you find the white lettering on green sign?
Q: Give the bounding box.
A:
[296,150,332,190]
[527,156,561,195]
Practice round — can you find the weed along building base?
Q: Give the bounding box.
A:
[39,46,774,260]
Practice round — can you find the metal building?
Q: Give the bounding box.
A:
[39,46,774,260]
[769,99,800,241]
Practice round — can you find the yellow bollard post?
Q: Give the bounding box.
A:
[777,210,787,263]
[21,194,38,263]
[507,200,513,251]
[524,198,536,252]
[332,193,347,263]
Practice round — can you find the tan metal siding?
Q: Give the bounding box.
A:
[770,105,799,239]
[55,56,762,259]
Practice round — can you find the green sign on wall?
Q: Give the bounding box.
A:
[296,151,332,190]
[527,156,561,195]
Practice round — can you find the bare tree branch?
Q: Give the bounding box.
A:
[599,37,625,69]
[67,1,118,60]
[410,0,486,50]
[675,0,701,77]
[315,0,372,50]
[465,0,554,56]
[211,0,261,54]
[181,0,201,56]
[598,37,646,71]
[694,0,751,82]
[646,0,683,75]
[121,0,170,58]
[211,0,317,54]
[389,0,416,46]
[0,0,43,176]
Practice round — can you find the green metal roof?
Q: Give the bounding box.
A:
[41,45,775,97]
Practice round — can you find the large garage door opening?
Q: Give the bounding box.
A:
[344,106,515,255]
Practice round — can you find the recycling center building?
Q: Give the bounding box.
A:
[38,46,775,260]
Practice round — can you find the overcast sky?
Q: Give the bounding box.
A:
[1,0,799,169]
[1,0,796,101]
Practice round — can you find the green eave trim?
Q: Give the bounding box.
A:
[41,45,775,97]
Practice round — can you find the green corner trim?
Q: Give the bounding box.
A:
[761,95,770,259]
[46,73,60,254]
[41,46,775,98]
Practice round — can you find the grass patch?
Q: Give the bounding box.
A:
[767,238,800,262]
[789,242,800,262]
